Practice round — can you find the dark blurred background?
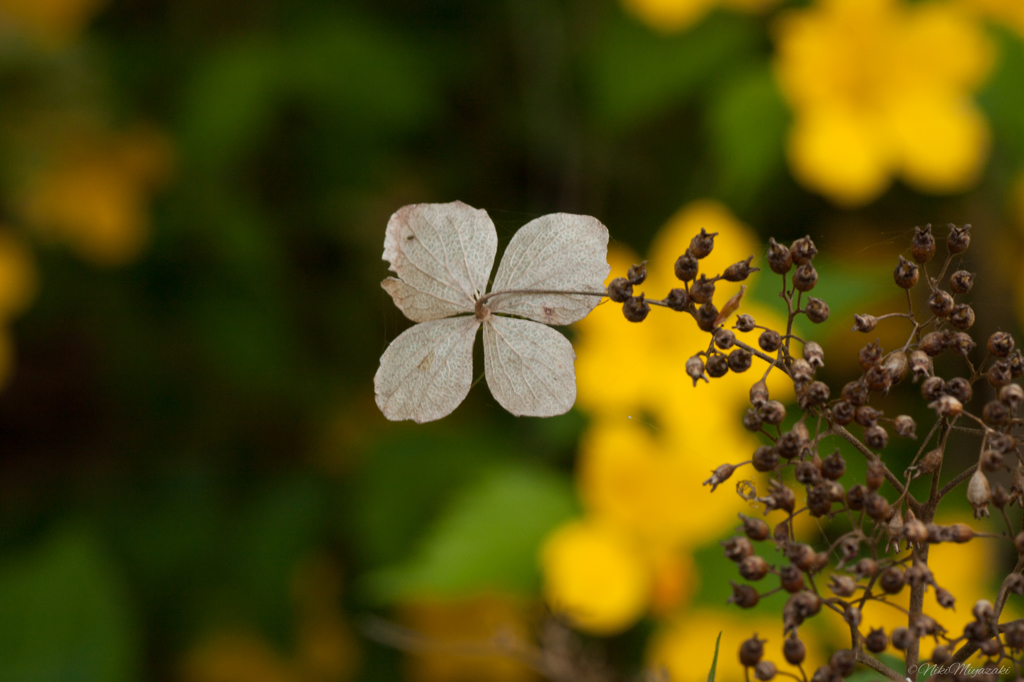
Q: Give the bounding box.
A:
[1,0,1024,680]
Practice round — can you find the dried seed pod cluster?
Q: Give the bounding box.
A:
[608,224,1024,681]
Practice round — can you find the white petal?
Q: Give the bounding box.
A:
[483,316,576,417]
[382,201,497,322]
[375,317,480,423]
[488,213,609,326]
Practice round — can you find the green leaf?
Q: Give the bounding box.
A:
[0,527,138,682]
[361,463,578,601]
[708,62,789,208]
[586,11,760,131]
[707,631,722,682]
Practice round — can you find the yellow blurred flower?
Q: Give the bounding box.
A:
[0,0,108,47]
[399,594,538,682]
[649,609,828,682]
[773,0,994,207]
[540,520,653,634]
[622,0,779,33]
[22,127,173,266]
[542,200,792,634]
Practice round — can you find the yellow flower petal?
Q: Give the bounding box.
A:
[540,519,652,635]
[787,107,892,207]
[886,93,989,195]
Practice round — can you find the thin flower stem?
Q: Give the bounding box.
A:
[856,649,903,681]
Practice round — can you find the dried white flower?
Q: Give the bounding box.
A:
[374,201,609,423]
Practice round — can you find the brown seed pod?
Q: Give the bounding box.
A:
[853,557,878,579]
[622,294,650,322]
[728,581,759,608]
[750,380,769,406]
[706,354,730,378]
[691,273,716,304]
[927,290,954,317]
[765,480,795,514]
[854,404,882,427]
[909,350,932,380]
[983,400,1010,426]
[767,238,792,275]
[828,575,857,597]
[894,415,917,438]
[988,331,1015,357]
[921,375,946,401]
[752,445,779,472]
[929,394,963,417]
[841,379,870,406]
[665,288,690,311]
[968,469,992,519]
[879,567,905,594]
[829,649,855,677]
[791,236,818,265]
[739,514,770,541]
[690,228,718,259]
[831,400,854,425]
[919,331,947,357]
[740,555,770,581]
[950,269,975,294]
[759,329,782,352]
[846,484,867,511]
[783,637,806,665]
[807,485,832,517]
[754,661,776,681]
[803,341,824,369]
[950,331,976,355]
[865,628,888,653]
[935,587,956,609]
[792,263,817,291]
[626,261,647,285]
[903,519,929,543]
[950,303,975,330]
[932,645,951,664]
[852,314,877,333]
[946,376,972,403]
[894,254,919,288]
[948,522,975,543]
[912,224,936,263]
[760,400,786,425]
[686,355,707,386]
[988,361,1013,387]
[820,450,846,480]
[917,449,943,476]
[804,297,829,323]
[723,256,759,282]
[607,277,633,302]
[728,348,753,373]
[675,250,699,281]
[722,536,755,561]
[735,313,756,332]
[779,565,805,593]
[743,409,763,432]
[695,302,719,332]
[948,223,971,253]
[866,459,886,491]
[864,424,888,449]
[865,491,891,521]
[891,626,912,650]
[858,340,883,368]
[999,383,1024,410]
[740,636,765,667]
